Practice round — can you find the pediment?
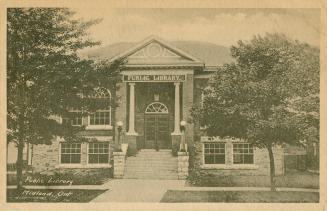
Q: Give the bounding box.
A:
[110,36,204,67]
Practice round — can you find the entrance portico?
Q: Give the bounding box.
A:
[123,73,187,154]
[111,36,203,155]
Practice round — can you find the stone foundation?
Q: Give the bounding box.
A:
[178,151,189,179]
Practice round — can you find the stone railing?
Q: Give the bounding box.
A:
[113,144,128,178]
[177,151,189,179]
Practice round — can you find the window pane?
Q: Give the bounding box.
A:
[233,154,243,164]
[214,154,225,164]
[88,142,109,164]
[203,142,226,164]
[244,154,254,164]
[60,143,81,164]
[90,111,110,125]
[232,143,254,164]
[89,154,98,164]
[204,155,214,164]
[99,154,109,163]
[61,154,70,164]
[71,154,81,163]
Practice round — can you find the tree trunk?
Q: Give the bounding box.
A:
[16,141,24,190]
[267,144,276,191]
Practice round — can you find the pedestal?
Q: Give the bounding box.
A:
[177,151,189,179]
[126,135,138,155]
[113,151,126,178]
[171,135,181,156]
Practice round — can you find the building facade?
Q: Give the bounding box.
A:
[31,36,284,178]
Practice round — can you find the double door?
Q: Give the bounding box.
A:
[144,114,170,149]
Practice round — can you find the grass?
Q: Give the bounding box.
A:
[189,170,319,189]
[7,168,112,186]
[7,188,107,202]
[160,190,319,203]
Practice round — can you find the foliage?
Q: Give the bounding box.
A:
[193,33,319,190]
[7,8,122,145]
[194,33,319,147]
[7,8,122,189]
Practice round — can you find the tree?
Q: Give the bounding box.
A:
[193,33,319,191]
[7,8,122,189]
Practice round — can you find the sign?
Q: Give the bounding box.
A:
[123,75,185,82]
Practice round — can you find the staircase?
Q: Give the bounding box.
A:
[124,149,178,179]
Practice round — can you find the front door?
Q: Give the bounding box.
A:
[144,102,170,149]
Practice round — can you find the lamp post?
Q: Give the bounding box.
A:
[117,121,123,150]
[180,120,187,151]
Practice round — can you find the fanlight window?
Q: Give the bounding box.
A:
[91,87,111,99]
[145,102,168,114]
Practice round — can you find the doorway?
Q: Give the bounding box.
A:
[144,102,170,149]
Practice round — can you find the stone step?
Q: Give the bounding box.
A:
[125,168,177,172]
[126,162,177,165]
[135,152,174,156]
[135,155,174,157]
[125,170,177,175]
[123,149,178,179]
[125,163,177,166]
[124,172,178,176]
[127,157,176,160]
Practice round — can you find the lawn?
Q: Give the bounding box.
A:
[189,170,319,189]
[7,188,107,202]
[160,190,319,203]
[7,168,112,186]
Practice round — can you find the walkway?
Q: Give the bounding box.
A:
[91,179,186,202]
[7,180,319,202]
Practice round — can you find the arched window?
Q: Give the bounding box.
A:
[88,88,112,128]
[91,87,111,99]
[145,102,168,114]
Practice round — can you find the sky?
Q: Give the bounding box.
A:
[73,8,320,49]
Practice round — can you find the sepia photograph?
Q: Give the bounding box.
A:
[5,6,320,204]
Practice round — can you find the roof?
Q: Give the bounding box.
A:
[85,37,233,67]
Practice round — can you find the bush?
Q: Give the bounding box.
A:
[7,168,112,186]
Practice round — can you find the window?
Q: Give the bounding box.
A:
[89,88,111,126]
[88,142,109,164]
[60,143,81,164]
[233,143,254,164]
[90,111,110,125]
[204,143,225,164]
[62,112,83,126]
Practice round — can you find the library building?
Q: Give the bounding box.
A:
[18,36,285,179]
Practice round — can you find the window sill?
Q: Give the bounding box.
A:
[85,164,112,168]
[56,164,112,169]
[57,164,84,168]
[85,125,113,130]
[201,164,259,170]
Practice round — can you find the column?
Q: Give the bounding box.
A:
[172,82,181,135]
[127,83,137,135]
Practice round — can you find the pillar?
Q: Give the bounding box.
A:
[171,82,181,155]
[127,83,137,135]
[126,82,138,155]
[172,82,181,135]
